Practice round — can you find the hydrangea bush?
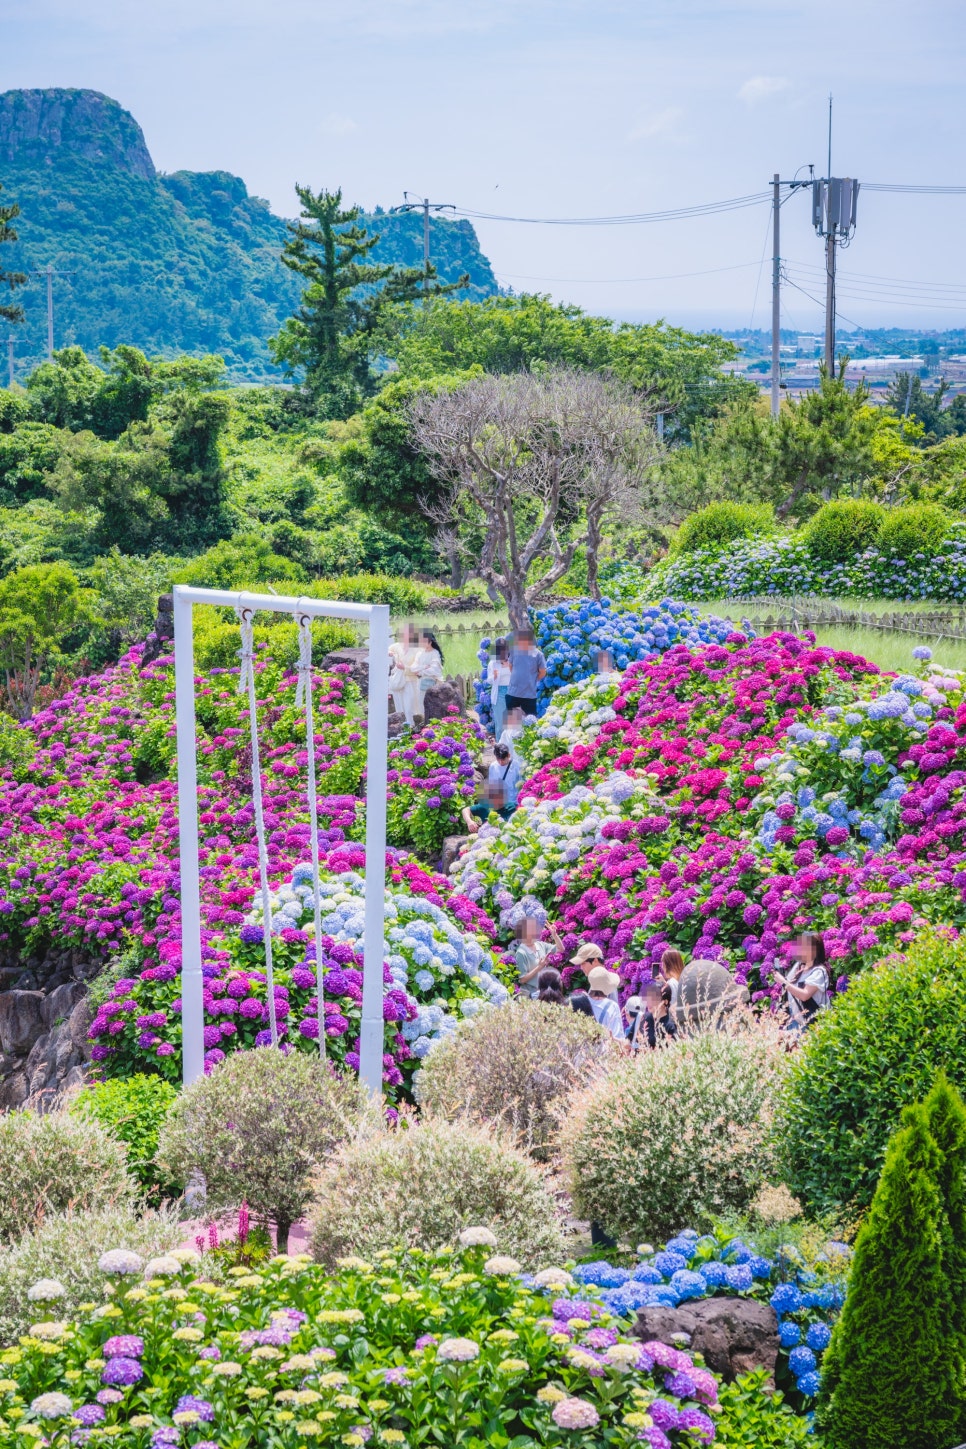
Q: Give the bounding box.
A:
[0,1236,725,1449]
[566,1228,848,1409]
[515,676,622,773]
[645,528,966,601]
[89,853,510,1090]
[452,772,661,923]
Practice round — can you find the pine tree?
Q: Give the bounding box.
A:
[0,183,26,325]
[271,186,464,415]
[818,1101,963,1449]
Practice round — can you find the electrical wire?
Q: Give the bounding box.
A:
[451,192,770,226]
[863,183,966,195]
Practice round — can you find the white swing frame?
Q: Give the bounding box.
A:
[173,585,390,1096]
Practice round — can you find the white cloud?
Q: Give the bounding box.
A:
[737,75,790,104]
[626,106,685,142]
[322,113,358,136]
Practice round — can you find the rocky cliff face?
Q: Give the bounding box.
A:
[0,88,156,181]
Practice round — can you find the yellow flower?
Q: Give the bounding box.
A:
[251,1346,281,1361]
[172,1328,203,1343]
[380,1433,406,1445]
[624,1412,653,1429]
[368,1400,390,1412]
[374,1251,397,1263]
[124,1290,147,1303]
[211,1362,242,1377]
[333,1396,359,1410]
[319,1373,349,1389]
[94,1305,122,1320]
[63,1373,81,1384]
[550,1333,570,1345]
[173,1411,200,1426]
[130,1416,154,1429]
[334,1257,371,1273]
[235,1275,263,1289]
[498,1359,529,1374]
[401,1292,420,1303]
[295,1421,322,1436]
[281,1356,316,1373]
[536,1386,566,1405]
[566,1317,592,1331]
[245,1388,269,1401]
[0,1352,22,1366]
[277,1411,295,1423]
[228,1267,253,1279]
[380,1294,401,1306]
[318,1310,364,1325]
[0,1380,18,1392]
[487,1330,519,1344]
[16,1423,44,1438]
[274,1392,299,1405]
[342,1435,365,1447]
[294,1391,321,1406]
[176,1303,202,1315]
[76,1304,97,1314]
[162,1289,187,1302]
[193,1282,222,1297]
[84,1360,106,1372]
[315,1413,336,1424]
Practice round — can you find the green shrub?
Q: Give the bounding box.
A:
[308,1118,566,1270]
[876,500,950,557]
[774,931,966,1216]
[190,609,356,673]
[0,1110,135,1244]
[305,574,430,612]
[670,501,775,557]
[156,1047,371,1252]
[803,499,886,563]
[816,1083,966,1449]
[0,1203,182,1344]
[0,713,36,775]
[715,1372,812,1448]
[69,1074,179,1203]
[417,1000,614,1159]
[171,534,307,589]
[559,1027,782,1242]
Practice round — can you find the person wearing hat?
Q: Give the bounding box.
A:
[584,964,625,1041]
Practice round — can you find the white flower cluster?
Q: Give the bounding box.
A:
[453,771,657,923]
[517,676,621,772]
[244,864,509,1059]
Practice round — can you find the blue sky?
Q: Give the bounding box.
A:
[3,0,965,330]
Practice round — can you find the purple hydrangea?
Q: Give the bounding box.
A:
[174,1396,214,1423]
[101,1358,143,1387]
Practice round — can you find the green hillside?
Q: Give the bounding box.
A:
[0,88,497,381]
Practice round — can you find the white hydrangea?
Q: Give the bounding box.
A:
[27,1279,66,1302]
[143,1256,183,1279]
[97,1249,144,1276]
[458,1226,499,1248]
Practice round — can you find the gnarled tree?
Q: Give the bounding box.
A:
[409,368,662,626]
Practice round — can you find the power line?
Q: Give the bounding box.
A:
[863,183,966,195]
[451,192,770,226]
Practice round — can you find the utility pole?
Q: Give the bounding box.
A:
[390,193,457,293]
[810,98,859,376]
[46,264,54,359]
[824,227,836,374]
[771,173,781,417]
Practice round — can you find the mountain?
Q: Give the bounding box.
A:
[0,88,498,381]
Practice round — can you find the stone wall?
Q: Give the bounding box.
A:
[0,943,102,1111]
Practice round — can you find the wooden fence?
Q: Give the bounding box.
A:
[724,596,966,642]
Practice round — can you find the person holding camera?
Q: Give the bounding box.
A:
[773,932,829,1032]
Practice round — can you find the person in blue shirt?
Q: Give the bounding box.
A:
[506,627,546,718]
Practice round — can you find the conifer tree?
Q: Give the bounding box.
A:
[0,183,26,325]
[924,1072,966,1431]
[271,186,464,416]
[818,1101,962,1449]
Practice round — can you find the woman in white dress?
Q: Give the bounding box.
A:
[412,629,444,720]
[389,623,418,724]
[486,638,511,738]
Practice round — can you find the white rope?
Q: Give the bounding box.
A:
[296,609,326,1056]
[236,605,278,1046]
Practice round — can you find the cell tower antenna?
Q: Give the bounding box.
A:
[827,93,833,180]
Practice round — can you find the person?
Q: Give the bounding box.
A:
[388,622,418,725]
[773,932,829,1032]
[536,967,564,1005]
[513,916,563,999]
[659,949,686,1010]
[489,741,521,809]
[412,629,444,718]
[641,980,679,1049]
[506,627,546,719]
[570,991,597,1019]
[676,958,749,1029]
[486,638,511,739]
[569,941,607,981]
[586,965,625,1040]
[596,649,622,681]
[624,994,645,1051]
[498,705,526,760]
[461,777,515,833]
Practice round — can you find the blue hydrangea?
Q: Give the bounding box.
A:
[572,1262,630,1289]
[771,1284,804,1314]
[806,1322,832,1352]
[664,1235,697,1258]
[697,1261,729,1288]
[652,1251,688,1276]
[779,1321,802,1348]
[725,1264,753,1291]
[789,1345,817,1377]
[670,1270,707,1302]
[632,1264,664,1285]
[749,1255,773,1280]
[797,1371,822,1398]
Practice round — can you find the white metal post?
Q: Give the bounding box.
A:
[173,589,206,1085]
[360,604,390,1096]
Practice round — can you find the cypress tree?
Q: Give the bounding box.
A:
[924,1073,966,1431]
[817,1101,962,1449]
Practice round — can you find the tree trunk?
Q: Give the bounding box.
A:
[506,584,530,632]
[275,1216,292,1255]
[449,556,463,590]
[586,519,602,601]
